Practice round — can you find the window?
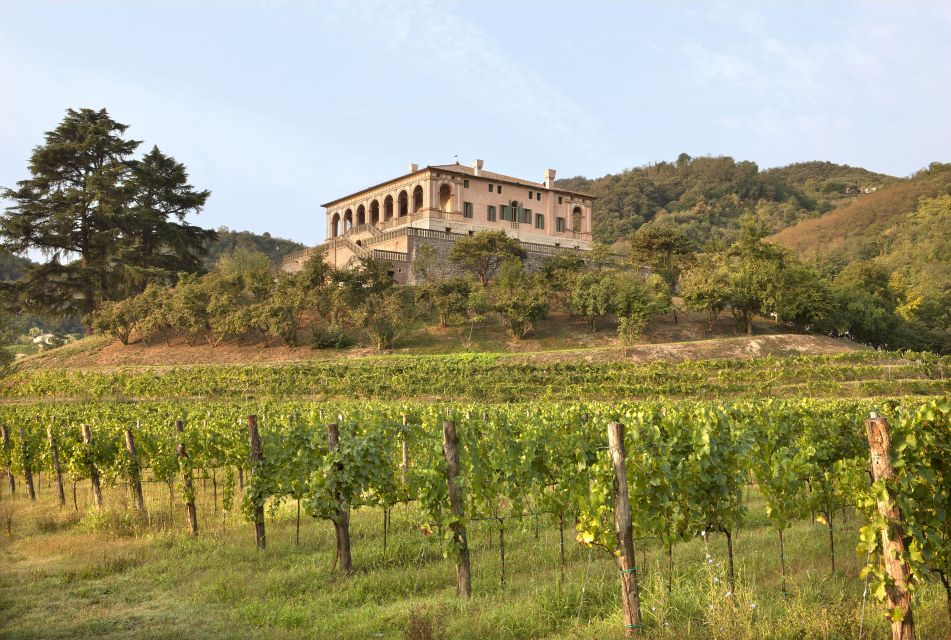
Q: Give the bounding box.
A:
[556,217,566,232]
[528,190,533,199]
[463,201,474,218]
[464,179,469,188]
[487,205,496,221]
[489,184,494,193]
[558,196,563,205]
[497,185,502,194]
[520,207,532,224]
[536,192,542,202]
[535,213,544,229]
[501,204,511,221]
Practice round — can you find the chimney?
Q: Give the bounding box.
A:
[544,168,556,189]
[472,159,484,176]
[409,163,419,172]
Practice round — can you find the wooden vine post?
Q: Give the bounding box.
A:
[1,425,14,497]
[326,422,352,573]
[247,415,266,550]
[81,424,103,508]
[400,414,410,487]
[442,419,472,598]
[17,428,36,501]
[864,414,915,640]
[608,421,643,636]
[176,420,198,535]
[47,425,66,508]
[124,425,145,512]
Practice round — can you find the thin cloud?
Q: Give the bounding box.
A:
[272,0,606,155]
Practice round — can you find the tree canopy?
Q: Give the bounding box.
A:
[1,108,212,328]
[448,230,526,285]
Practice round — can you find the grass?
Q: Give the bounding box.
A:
[0,476,947,639]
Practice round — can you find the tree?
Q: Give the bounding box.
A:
[117,146,213,293]
[614,272,671,342]
[539,249,586,306]
[449,231,525,285]
[410,243,438,282]
[566,271,615,332]
[0,308,14,372]
[1,108,138,326]
[491,260,549,339]
[828,261,904,348]
[165,273,212,345]
[1,108,211,329]
[630,222,696,289]
[351,288,417,350]
[774,261,834,331]
[725,216,785,334]
[680,253,731,332]
[91,296,141,345]
[205,249,274,344]
[415,277,473,327]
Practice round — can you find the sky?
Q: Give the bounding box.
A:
[2,0,949,247]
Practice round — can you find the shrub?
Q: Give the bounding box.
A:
[491,260,549,339]
[351,288,418,350]
[311,324,353,349]
[91,297,141,345]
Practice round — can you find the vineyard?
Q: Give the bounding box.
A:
[2,349,948,401]
[0,394,948,639]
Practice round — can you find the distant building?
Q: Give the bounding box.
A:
[282,160,595,283]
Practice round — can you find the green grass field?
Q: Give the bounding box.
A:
[0,474,947,640]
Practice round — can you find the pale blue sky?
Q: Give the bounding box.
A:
[2,1,949,247]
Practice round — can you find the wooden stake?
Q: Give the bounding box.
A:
[81,425,103,508]
[559,513,566,586]
[124,426,145,512]
[326,422,352,573]
[176,420,198,536]
[247,415,266,550]
[18,428,35,502]
[498,517,506,588]
[1,425,14,497]
[47,425,66,508]
[442,420,472,598]
[608,421,643,636]
[401,414,409,487]
[864,415,915,640]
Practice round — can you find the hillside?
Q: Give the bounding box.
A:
[760,161,897,211]
[13,309,860,370]
[771,162,951,262]
[557,155,896,246]
[202,227,306,269]
[0,249,33,282]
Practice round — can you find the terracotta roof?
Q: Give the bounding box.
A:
[321,162,596,208]
[430,163,596,199]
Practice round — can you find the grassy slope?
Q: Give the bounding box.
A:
[14,310,859,371]
[0,477,947,640]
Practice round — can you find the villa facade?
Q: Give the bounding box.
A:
[282,160,595,283]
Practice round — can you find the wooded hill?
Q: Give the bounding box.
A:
[557,154,896,246]
[771,162,951,263]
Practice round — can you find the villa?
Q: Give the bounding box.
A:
[282,160,595,283]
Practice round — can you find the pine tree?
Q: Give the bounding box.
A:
[1,108,213,329]
[117,146,213,294]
